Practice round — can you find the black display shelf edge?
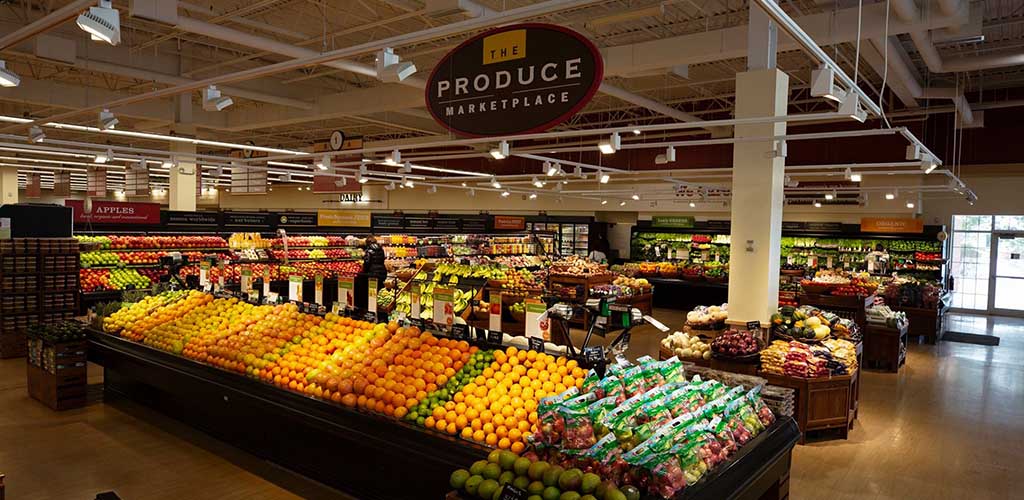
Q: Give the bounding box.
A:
[87,329,485,500]
[87,329,799,500]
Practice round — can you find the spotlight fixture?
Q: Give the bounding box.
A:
[631,192,640,201]
[356,172,368,184]
[162,160,174,168]
[920,154,937,174]
[689,201,696,208]
[461,182,467,187]
[529,192,537,200]
[574,166,586,179]
[305,186,311,191]
[93,148,112,164]
[906,202,915,209]
[629,125,641,135]
[98,109,118,130]
[489,140,509,160]
[375,47,417,82]
[0,60,20,87]
[532,176,545,188]
[501,190,510,197]
[825,192,834,200]
[814,201,822,208]
[202,85,233,111]
[886,189,898,200]
[77,0,120,46]
[601,200,608,205]
[385,182,396,191]
[598,169,610,184]
[545,161,559,176]
[810,65,842,102]
[400,161,413,174]
[316,154,330,170]
[384,149,401,166]
[334,177,348,187]
[490,176,501,189]
[403,176,414,188]
[427,185,437,194]
[838,92,867,123]
[619,201,627,206]
[598,132,621,154]
[850,172,862,182]
[468,188,476,197]
[28,126,45,143]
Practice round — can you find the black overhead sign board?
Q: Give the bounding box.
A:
[223,212,272,227]
[276,212,317,227]
[372,215,404,229]
[781,221,844,232]
[425,23,603,137]
[164,210,219,226]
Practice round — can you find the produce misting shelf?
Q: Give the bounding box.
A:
[86,328,800,500]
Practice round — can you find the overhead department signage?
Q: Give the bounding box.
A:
[425,23,603,136]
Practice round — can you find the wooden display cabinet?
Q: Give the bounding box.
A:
[761,371,856,444]
[863,322,908,372]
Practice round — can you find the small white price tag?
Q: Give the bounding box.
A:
[240,266,252,293]
[262,266,271,296]
[643,315,670,332]
[314,274,324,305]
[489,293,502,331]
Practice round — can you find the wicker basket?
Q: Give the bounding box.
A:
[800,282,834,295]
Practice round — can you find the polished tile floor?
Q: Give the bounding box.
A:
[1,312,1021,499]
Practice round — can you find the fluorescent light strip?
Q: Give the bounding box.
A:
[0,115,307,156]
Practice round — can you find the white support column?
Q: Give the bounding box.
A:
[726,68,788,327]
[168,142,197,211]
[0,167,17,204]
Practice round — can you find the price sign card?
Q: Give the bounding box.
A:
[199,261,211,288]
[487,330,504,346]
[368,278,378,314]
[338,276,354,310]
[288,276,303,302]
[262,266,271,296]
[434,287,454,331]
[524,299,549,341]
[410,282,421,320]
[314,274,324,305]
[217,260,226,290]
[240,266,252,293]
[583,345,604,364]
[489,293,502,331]
[527,336,544,353]
[451,323,469,340]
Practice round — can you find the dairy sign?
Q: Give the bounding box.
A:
[426,24,603,136]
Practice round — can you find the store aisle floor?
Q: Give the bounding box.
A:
[1,312,1020,499]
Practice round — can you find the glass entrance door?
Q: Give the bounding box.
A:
[992,234,1024,314]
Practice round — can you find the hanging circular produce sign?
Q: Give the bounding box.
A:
[425,23,603,137]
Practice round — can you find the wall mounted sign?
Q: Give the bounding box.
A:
[425,23,603,137]
[860,217,924,234]
[65,200,160,225]
[652,216,695,228]
[164,211,219,226]
[223,212,271,227]
[493,215,526,230]
[317,209,371,228]
[276,212,317,227]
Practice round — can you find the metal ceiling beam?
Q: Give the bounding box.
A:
[0,0,94,51]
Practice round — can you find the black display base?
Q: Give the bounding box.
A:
[87,330,799,500]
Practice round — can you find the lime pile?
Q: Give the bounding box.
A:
[405,349,495,427]
[450,450,631,500]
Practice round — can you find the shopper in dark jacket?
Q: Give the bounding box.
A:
[363,236,388,284]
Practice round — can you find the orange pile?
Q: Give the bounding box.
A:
[451,346,587,452]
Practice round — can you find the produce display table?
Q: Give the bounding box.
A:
[896,295,949,344]
[88,328,800,500]
[797,293,872,332]
[613,292,653,315]
[863,323,908,372]
[548,274,612,327]
[646,278,728,311]
[761,371,857,444]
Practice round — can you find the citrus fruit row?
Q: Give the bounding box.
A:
[101,292,588,451]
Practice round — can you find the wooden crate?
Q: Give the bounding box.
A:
[27,361,87,411]
[864,323,908,372]
[762,371,855,443]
